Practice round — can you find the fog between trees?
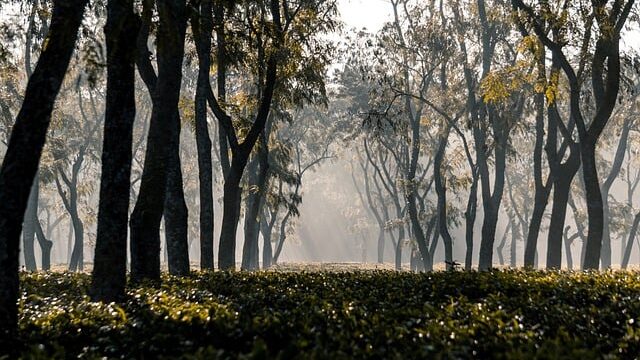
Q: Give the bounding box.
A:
[0,0,639,335]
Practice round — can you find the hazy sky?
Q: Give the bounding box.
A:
[338,0,392,32]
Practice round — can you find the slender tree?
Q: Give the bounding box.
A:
[0,0,88,340]
[91,0,139,302]
[130,0,188,281]
[192,0,215,270]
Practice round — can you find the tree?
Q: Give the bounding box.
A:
[211,0,337,270]
[90,0,139,303]
[192,0,215,270]
[129,0,188,282]
[513,0,636,270]
[0,0,88,340]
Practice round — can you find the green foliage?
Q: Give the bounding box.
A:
[7,270,640,358]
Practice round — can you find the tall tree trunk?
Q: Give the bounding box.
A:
[214,1,230,178]
[91,49,138,294]
[193,0,215,270]
[273,209,292,265]
[23,179,39,271]
[92,0,140,292]
[395,225,405,270]
[130,0,187,282]
[546,174,574,268]
[68,201,84,272]
[621,211,640,269]
[510,221,518,268]
[434,127,454,270]
[600,120,631,268]
[34,221,52,270]
[524,62,552,268]
[260,208,276,269]
[496,222,511,266]
[1,3,95,314]
[242,157,262,270]
[164,112,189,276]
[216,1,280,270]
[219,160,247,269]
[582,143,604,270]
[464,174,478,270]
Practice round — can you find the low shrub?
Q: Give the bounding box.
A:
[4,270,640,359]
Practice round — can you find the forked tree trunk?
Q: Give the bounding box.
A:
[130,0,187,282]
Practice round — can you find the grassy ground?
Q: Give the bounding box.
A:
[6,267,640,359]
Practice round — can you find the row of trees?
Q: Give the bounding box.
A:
[342,0,639,271]
[0,0,639,342]
[0,0,338,339]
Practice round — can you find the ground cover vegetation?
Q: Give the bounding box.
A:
[7,269,640,359]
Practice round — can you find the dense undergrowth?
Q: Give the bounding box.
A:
[5,270,640,359]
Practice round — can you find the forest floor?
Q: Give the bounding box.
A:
[7,268,640,358]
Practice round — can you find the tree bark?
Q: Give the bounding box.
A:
[582,143,604,270]
[0,0,88,339]
[464,174,478,270]
[67,196,84,272]
[546,173,575,269]
[92,0,141,288]
[130,0,187,282]
[23,180,38,271]
[260,207,276,269]
[193,0,215,270]
[242,156,264,270]
[621,211,640,269]
[216,1,280,270]
[434,126,454,270]
[164,111,190,276]
[34,221,52,270]
[496,221,511,266]
[524,59,552,268]
[600,120,631,268]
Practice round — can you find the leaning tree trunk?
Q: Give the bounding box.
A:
[130,0,187,282]
[621,212,640,269]
[193,0,215,270]
[0,0,88,338]
[34,222,52,270]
